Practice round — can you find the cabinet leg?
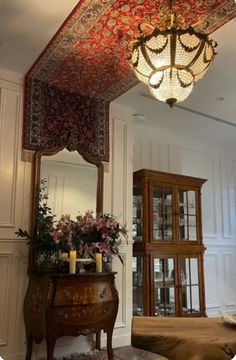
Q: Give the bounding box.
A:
[25,334,33,360]
[46,336,56,360]
[95,331,101,351]
[106,328,114,360]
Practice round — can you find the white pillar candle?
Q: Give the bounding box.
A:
[96,253,102,273]
[69,250,76,274]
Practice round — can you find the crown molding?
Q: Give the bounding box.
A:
[0,68,24,86]
[139,91,236,129]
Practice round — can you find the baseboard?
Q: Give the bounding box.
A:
[207,307,236,317]
[101,332,131,349]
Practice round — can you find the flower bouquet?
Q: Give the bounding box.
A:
[16,180,128,272]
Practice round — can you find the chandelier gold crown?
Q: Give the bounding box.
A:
[130,10,218,107]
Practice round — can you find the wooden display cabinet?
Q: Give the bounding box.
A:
[132,169,207,317]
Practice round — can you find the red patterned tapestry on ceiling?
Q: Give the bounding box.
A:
[24,0,236,160]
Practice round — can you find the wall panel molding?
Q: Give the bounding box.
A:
[149,140,161,170]
[134,137,143,172]
[204,242,236,248]
[0,89,21,228]
[219,158,231,238]
[114,253,127,328]
[203,252,220,311]
[134,136,151,171]
[223,252,235,307]
[233,160,236,234]
[0,252,12,345]
[111,118,127,223]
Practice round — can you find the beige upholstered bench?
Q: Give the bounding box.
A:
[132,316,236,360]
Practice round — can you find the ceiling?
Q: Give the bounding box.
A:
[0,0,79,74]
[1,0,236,152]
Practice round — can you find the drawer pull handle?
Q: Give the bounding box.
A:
[100,288,107,299]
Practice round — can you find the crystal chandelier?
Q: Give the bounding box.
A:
[130,10,217,107]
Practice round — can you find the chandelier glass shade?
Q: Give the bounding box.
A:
[131,18,217,107]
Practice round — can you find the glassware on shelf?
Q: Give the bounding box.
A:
[153,197,162,211]
[132,255,144,316]
[133,190,143,242]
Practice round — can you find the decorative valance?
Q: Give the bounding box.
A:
[24,78,109,161]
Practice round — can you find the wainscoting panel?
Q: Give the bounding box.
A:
[149,140,162,170]
[219,158,231,239]
[0,88,20,228]
[0,241,28,359]
[203,252,220,312]
[232,160,236,238]
[134,138,144,172]
[223,252,236,307]
[111,117,127,224]
[12,242,29,357]
[113,253,127,328]
[133,137,163,172]
[0,253,11,346]
[133,137,152,171]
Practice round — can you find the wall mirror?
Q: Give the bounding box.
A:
[29,147,104,271]
[40,149,98,219]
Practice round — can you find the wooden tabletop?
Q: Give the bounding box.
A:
[132,317,236,360]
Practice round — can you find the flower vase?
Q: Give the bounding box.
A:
[36,251,60,273]
[103,256,112,273]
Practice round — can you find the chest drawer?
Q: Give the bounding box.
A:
[51,301,117,327]
[53,279,114,306]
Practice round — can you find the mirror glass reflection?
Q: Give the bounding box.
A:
[40,149,97,219]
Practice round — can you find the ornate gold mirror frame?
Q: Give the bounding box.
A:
[29,146,104,272]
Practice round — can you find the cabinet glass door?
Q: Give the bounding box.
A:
[179,189,197,241]
[179,257,200,315]
[132,255,144,316]
[152,186,173,241]
[153,257,176,316]
[133,187,143,242]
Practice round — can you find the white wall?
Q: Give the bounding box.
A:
[0,69,31,360]
[134,124,236,316]
[0,70,134,360]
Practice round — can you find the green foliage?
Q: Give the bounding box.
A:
[34,179,56,253]
[16,179,57,259]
